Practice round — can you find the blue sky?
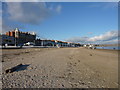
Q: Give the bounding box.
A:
[1,2,119,44]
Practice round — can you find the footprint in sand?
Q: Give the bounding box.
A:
[69,57,73,59]
[78,60,80,62]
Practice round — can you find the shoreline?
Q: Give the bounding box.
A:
[1,47,119,57]
[1,47,119,56]
[95,48,120,51]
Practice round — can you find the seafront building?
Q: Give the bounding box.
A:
[35,39,81,47]
[1,28,81,47]
[35,39,56,46]
[0,34,15,46]
[5,28,36,45]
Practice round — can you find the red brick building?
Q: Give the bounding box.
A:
[6,28,36,45]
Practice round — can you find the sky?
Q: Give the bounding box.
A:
[1,1,119,44]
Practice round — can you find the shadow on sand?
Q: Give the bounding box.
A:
[6,64,30,73]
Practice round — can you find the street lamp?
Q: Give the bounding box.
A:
[15,37,16,46]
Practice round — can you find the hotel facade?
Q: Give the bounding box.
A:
[5,28,36,45]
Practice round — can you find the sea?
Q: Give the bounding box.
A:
[96,46,120,50]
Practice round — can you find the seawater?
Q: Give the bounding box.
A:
[96,46,120,50]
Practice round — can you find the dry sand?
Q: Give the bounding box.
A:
[1,47,119,88]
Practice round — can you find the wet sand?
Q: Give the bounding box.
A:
[1,47,119,88]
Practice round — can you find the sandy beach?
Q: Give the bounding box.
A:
[1,47,119,88]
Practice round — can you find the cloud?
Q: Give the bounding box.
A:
[88,31,118,42]
[6,2,50,24]
[65,30,119,44]
[2,2,62,32]
[2,20,26,33]
[66,37,89,43]
[100,39,119,44]
[3,2,62,24]
[88,32,93,34]
[48,4,62,14]
[55,5,62,13]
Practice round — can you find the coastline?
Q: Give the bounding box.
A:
[95,48,120,52]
